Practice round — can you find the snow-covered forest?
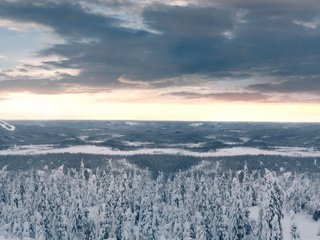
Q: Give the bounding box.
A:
[0,160,319,240]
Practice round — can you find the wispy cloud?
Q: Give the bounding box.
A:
[163,91,271,102]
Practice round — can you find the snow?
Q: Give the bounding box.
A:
[1,144,320,158]
[240,137,250,142]
[249,206,319,240]
[0,236,20,240]
[283,214,319,240]
[221,141,240,145]
[249,206,260,219]
[189,122,203,127]
[122,141,154,147]
[0,163,318,240]
[164,142,205,148]
[0,120,15,131]
[86,140,106,143]
[125,121,141,126]
[229,130,247,133]
[111,134,123,138]
[78,135,89,141]
[205,135,217,139]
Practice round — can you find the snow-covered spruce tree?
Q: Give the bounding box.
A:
[195,210,207,240]
[100,174,116,239]
[242,162,253,209]
[53,201,66,239]
[231,183,246,239]
[196,175,212,239]
[184,174,197,239]
[256,206,264,240]
[122,207,135,240]
[87,170,98,206]
[263,170,284,240]
[215,200,229,240]
[131,172,143,239]
[138,177,155,239]
[0,163,320,239]
[71,197,85,239]
[171,173,186,239]
[82,209,96,240]
[153,172,166,239]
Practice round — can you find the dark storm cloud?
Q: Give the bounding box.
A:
[143,5,234,37]
[0,0,320,100]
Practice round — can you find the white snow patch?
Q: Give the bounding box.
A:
[111,134,123,138]
[221,141,240,145]
[64,138,76,141]
[165,142,205,148]
[78,135,89,141]
[86,140,107,144]
[205,135,217,139]
[2,145,320,158]
[229,130,247,133]
[249,206,260,221]
[82,128,100,131]
[189,122,203,127]
[122,141,154,147]
[0,120,15,131]
[240,137,250,142]
[125,121,141,126]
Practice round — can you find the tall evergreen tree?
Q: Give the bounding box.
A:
[231,197,246,240]
[263,171,284,240]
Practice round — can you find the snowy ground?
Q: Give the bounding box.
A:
[249,206,320,240]
[1,144,320,158]
[283,214,319,240]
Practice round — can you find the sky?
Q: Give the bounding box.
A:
[0,0,320,121]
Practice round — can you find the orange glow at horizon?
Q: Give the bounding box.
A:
[0,92,320,122]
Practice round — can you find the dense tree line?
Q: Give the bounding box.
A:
[0,161,319,239]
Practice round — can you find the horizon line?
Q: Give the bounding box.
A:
[2,119,320,124]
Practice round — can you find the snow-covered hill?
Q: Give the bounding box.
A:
[0,120,15,131]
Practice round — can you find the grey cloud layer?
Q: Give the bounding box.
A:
[248,77,320,94]
[0,0,320,101]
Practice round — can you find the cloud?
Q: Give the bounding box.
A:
[248,77,320,95]
[0,0,320,101]
[163,91,270,102]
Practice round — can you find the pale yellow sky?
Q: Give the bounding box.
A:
[1,92,320,122]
